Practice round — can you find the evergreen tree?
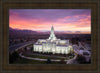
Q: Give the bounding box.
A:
[46,58,51,64]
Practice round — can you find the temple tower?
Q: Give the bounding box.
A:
[49,25,56,40]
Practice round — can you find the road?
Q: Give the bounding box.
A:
[67,54,77,64]
[9,41,34,53]
[73,44,82,55]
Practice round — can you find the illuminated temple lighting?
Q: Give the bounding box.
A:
[33,25,73,54]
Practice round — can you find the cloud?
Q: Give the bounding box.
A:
[9,9,91,33]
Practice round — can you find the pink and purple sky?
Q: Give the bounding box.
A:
[9,9,91,34]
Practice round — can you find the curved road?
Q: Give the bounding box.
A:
[9,41,34,53]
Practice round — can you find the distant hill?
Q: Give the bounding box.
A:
[9,27,90,39]
[9,27,91,43]
[9,27,39,38]
[9,27,37,34]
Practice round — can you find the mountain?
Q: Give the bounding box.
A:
[9,27,89,38]
[75,31,81,33]
[9,27,38,38]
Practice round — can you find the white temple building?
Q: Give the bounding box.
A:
[33,26,73,54]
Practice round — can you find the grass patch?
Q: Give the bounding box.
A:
[13,57,62,64]
[23,54,68,60]
[13,58,45,64]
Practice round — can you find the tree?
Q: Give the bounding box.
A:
[46,58,51,64]
[24,47,27,51]
[76,55,86,64]
[9,51,20,63]
[60,58,66,64]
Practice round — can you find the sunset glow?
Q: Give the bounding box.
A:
[9,9,91,34]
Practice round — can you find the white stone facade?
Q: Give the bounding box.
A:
[33,26,73,54]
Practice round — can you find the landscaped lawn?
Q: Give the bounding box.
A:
[23,53,69,60]
[13,58,46,64]
[13,57,63,64]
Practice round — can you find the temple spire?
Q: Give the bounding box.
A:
[48,25,56,40]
